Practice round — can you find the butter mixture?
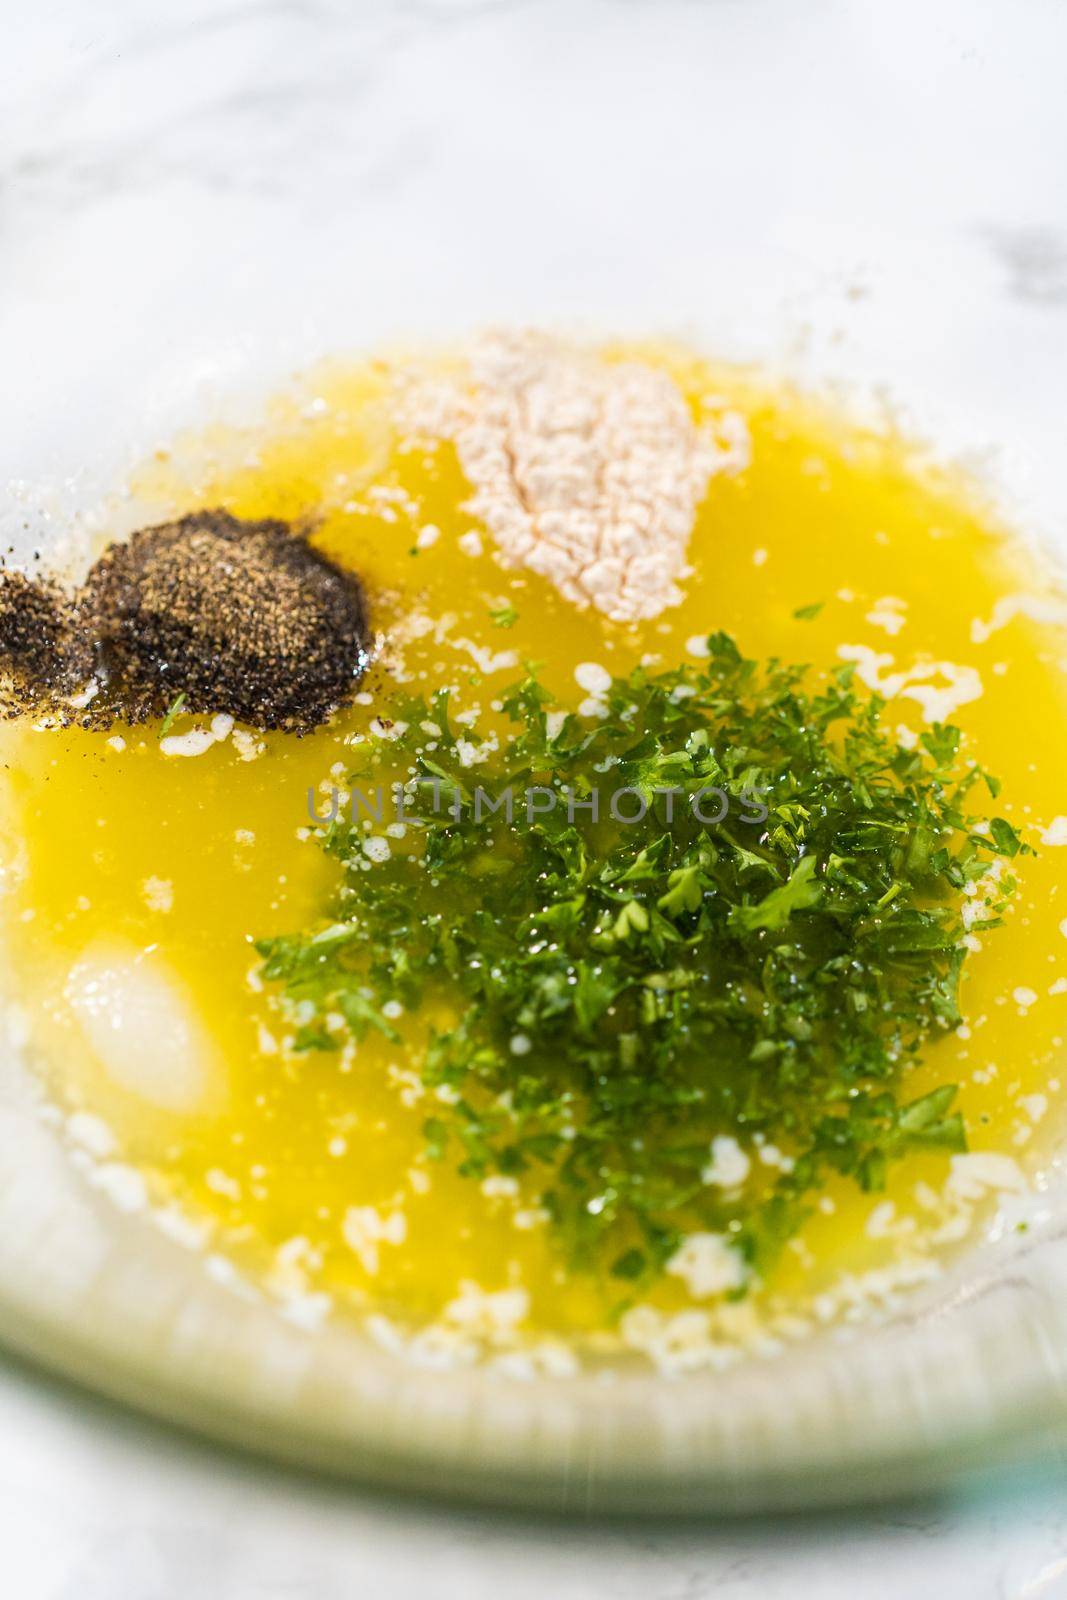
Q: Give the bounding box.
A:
[1,338,1066,1375]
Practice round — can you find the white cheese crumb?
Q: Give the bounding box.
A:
[342,1206,407,1275]
[619,1306,725,1376]
[141,876,174,913]
[701,1134,750,1189]
[455,737,494,768]
[945,1151,1026,1201]
[513,1207,548,1231]
[865,596,908,636]
[279,1292,332,1332]
[574,661,612,697]
[369,717,405,741]
[836,645,983,724]
[480,1174,520,1199]
[89,1162,148,1214]
[491,1342,579,1381]
[154,1207,212,1252]
[970,593,1067,645]
[231,729,264,762]
[1019,1093,1048,1124]
[106,735,126,753]
[67,1110,116,1159]
[666,1232,745,1299]
[66,679,100,710]
[757,1142,795,1173]
[1041,817,1067,846]
[449,636,519,675]
[443,1281,529,1338]
[160,728,216,758]
[205,1168,241,1201]
[865,1200,897,1239]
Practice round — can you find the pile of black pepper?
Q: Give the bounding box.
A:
[0,510,371,732]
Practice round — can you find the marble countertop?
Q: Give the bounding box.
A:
[2,0,1067,1594]
[4,1352,1067,1600]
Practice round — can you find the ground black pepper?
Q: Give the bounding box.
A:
[0,509,370,732]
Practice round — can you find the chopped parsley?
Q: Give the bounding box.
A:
[257,633,1025,1293]
[158,692,187,738]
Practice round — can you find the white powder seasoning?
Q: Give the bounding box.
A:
[395,331,749,622]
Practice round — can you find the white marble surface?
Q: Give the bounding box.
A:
[4,1351,1067,1600]
[3,0,1067,1593]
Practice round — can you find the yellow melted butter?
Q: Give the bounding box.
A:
[3,348,1067,1350]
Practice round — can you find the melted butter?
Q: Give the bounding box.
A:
[3,349,1067,1350]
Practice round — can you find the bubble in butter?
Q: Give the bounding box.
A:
[65,944,219,1113]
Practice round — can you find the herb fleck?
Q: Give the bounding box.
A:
[159,692,187,738]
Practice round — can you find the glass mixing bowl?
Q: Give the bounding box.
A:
[1,0,1066,1512]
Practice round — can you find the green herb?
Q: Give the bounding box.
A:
[793,601,824,621]
[257,634,1027,1293]
[489,604,519,628]
[159,692,187,738]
